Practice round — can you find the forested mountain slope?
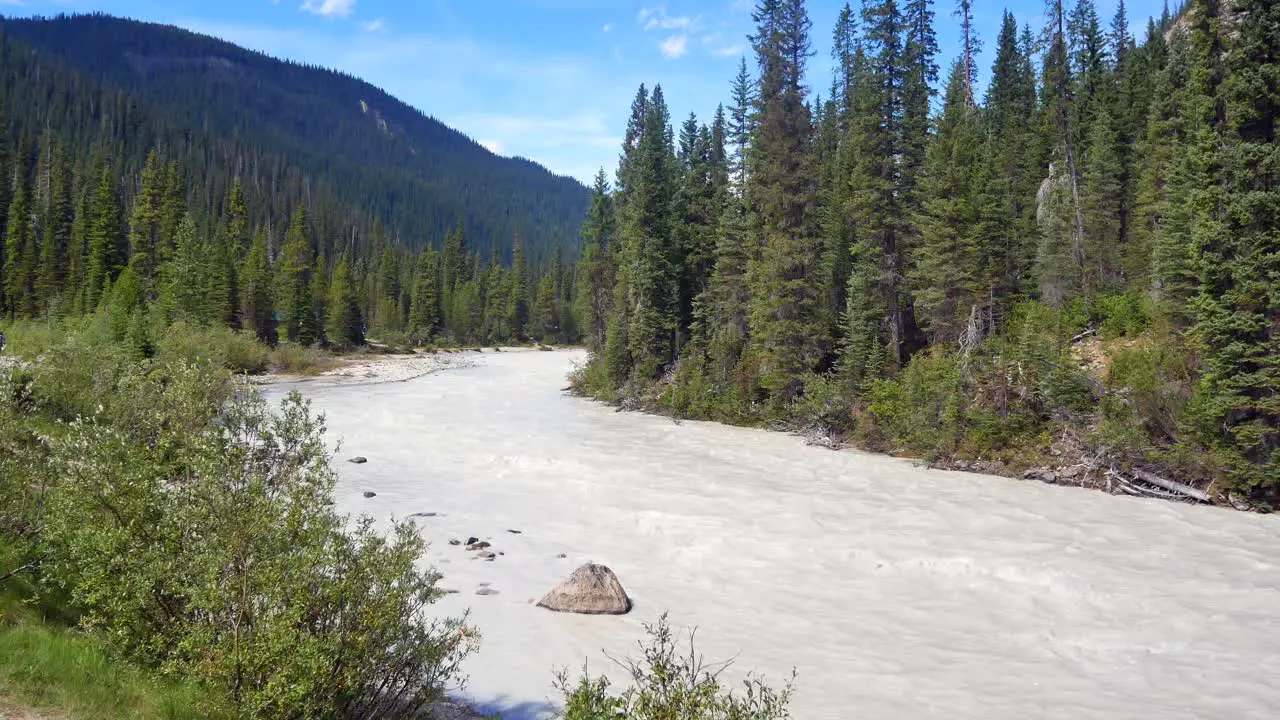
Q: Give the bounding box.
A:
[0,12,588,260]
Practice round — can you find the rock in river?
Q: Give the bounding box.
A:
[349,456,368,464]
[537,563,631,615]
[362,491,377,498]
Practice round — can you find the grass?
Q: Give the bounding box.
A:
[0,542,230,720]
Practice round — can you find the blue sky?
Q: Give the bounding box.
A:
[1,0,1166,185]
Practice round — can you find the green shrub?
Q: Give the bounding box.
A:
[268,341,337,375]
[1094,291,1151,339]
[155,322,271,374]
[0,339,472,719]
[557,615,793,720]
[0,319,68,360]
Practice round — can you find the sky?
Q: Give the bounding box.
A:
[0,0,1168,185]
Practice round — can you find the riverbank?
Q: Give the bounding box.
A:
[289,348,1280,720]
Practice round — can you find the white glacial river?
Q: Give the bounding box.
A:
[270,349,1280,720]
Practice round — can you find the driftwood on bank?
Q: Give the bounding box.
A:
[1105,466,1210,504]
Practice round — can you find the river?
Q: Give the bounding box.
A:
[271,348,1280,720]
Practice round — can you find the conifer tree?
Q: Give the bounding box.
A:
[911,60,983,345]
[1036,0,1087,306]
[839,0,907,386]
[4,164,34,316]
[84,166,123,310]
[278,207,316,344]
[36,135,72,315]
[746,0,824,406]
[576,170,616,350]
[617,83,678,381]
[408,248,441,340]
[531,272,559,343]
[161,212,214,324]
[1189,0,1279,490]
[128,150,165,287]
[241,226,276,344]
[326,256,363,348]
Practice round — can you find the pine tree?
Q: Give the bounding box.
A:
[973,11,1039,327]
[576,170,616,350]
[128,150,165,287]
[4,164,34,316]
[36,135,72,316]
[408,248,441,340]
[838,0,907,387]
[911,61,983,345]
[1188,0,1279,490]
[241,226,276,344]
[746,0,824,406]
[310,255,330,345]
[160,212,215,324]
[278,207,316,344]
[326,256,363,348]
[900,0,938,208]
[1036,0,1088,306]
[615,83,678,381]
[531,271,559,343]
[727,59,754,193]
[84,166,123,310]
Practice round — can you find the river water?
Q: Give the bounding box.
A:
[271,349,1280,720]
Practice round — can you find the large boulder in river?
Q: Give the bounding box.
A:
[537,563,631,615]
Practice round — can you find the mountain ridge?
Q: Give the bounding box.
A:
[0,12,589,260]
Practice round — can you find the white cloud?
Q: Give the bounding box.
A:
[300,0,355,18]
[712,44,743,57]
[362,18,384,32]
[659,35,688,59]
[602,23,613,33]
[638,6,696,32]
[480,139,504,154]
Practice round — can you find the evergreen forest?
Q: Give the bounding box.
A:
[573,0,1279,502]
[0,13,586,352]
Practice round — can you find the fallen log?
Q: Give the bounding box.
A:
[1132,469,1210,503]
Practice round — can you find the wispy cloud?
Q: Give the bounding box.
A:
[712,44,743,57]
[480,139,504,154]
[362,18,384,32]
[659,35,689,59]
[300,0,356,19]
[638,6,696,32]
[602,22,613,33]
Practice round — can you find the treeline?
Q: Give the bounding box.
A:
[575,0,1278,499]
[0,126,580,354]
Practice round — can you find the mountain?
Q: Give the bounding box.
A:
[0,12,589,261]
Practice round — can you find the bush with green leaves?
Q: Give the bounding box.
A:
[557,615,793,720]
[1,335,472,719]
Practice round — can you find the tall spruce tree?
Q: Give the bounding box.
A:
[746,0,824,406]
[278,207,317,344]
[241,226,276,344]
[911,60,983,345]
